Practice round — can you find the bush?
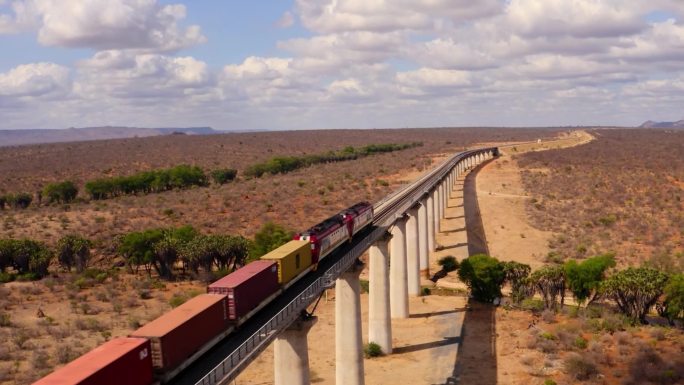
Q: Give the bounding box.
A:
[85,164,207,199]
[660,273,684,324]
[0,313,10,327]
[363,342,383,358]
[0,239,53,278]
[7,193,32,209]
[574,336,588,349]
[564,352,598,380]
[243,142,422,178]
[169,294,187,308]
[57,235,92,272]
[42,181,78,204]
[458,254,505,303]
[438,256,459,272]
[564,253,615,306]
[210,168,238,184]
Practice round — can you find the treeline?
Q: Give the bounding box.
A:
[0,236,91,281]
[85,165,209,200]
[244,142,423,178]
[117,225,250,280]
[456,253,684,325]
[0,193,33,210]
[0,221,293,283]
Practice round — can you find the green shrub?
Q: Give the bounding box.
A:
[0,313,10,327]
[543,379,557,385]
[574,336,588,349]
[210,169,238,184]
[85,165,207,200]
[243,142,422,178]
[564,253,615,306]
[421,287,432,296]
[43,181,78,204]
[363,342,383,358]
[438,256,459,272]
[660,273,684,323]
[458,254,505,303]
[359,279,369,293]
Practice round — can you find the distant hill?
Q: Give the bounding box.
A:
[639,120,684,129]
[0,126,221,147]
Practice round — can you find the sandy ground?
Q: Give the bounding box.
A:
[474,131,594,269]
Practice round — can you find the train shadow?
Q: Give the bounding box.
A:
[393,336,461,355]
[409,308,466,319]
[463,160,493,256]
[437,300,497,385]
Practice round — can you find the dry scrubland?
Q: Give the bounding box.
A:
[517,129,684,267]
[0,128,555,247]
[0,127,560,384]
[474,129,684,385]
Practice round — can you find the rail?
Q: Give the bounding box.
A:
[193,147,497,385]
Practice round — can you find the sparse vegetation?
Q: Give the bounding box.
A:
[363,342,383,358]
[458,254,505,303]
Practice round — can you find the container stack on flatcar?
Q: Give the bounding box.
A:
[33,202,374,385]
[33,338,153,385]
[208,259,280,321]
[130,294,230,379]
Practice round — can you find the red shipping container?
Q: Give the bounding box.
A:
[33,337,153,385]
[208,260,279,321]
[130,294,229,372]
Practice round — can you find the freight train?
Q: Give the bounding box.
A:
[34,202,374,385]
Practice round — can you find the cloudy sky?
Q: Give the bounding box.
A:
[0,0,683,130]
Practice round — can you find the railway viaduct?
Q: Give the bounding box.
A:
[170,147,498,385]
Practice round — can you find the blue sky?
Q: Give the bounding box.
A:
[1,1,683,130]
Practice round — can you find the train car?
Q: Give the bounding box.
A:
[260,240,312,285]
[130,294,230,378]
[341,201,374,237]
[295,214,347,264]
[295,202,375,264]
[33,337,153,385]
[208,260,280,321]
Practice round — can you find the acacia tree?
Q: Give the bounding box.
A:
[601,267,668,324]
[501,261,531,304]
[457,254,505,303]
[564,254,615,307]
[57,235,92,272]
[529,265,566,311]
[118,229,163,275]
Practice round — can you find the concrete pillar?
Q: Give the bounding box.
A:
[406,207,420,297]
[368,239,392,354]
[432,187,440,234]
[442,180,447,215]
[336,265,365,385]
[274,316,317,385]
[438,182,445,219]
[390,218,409,319]
[427,193,436,254]
[418,198,429,281]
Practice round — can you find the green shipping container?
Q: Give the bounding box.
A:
[260,240,313,285]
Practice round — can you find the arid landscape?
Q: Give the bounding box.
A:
[2,127,682,385]
[3,2,684,385]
